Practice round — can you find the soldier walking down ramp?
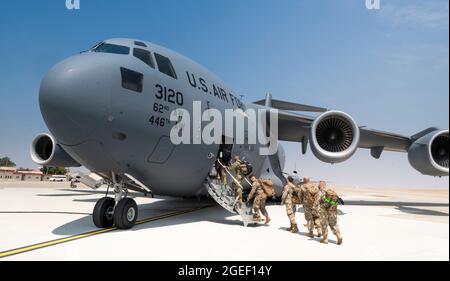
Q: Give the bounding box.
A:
[248,175,271,224]
[300,177,322,238]
[281,176,301,233]
[319,183,343,245]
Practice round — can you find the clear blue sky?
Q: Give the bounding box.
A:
[0,0,448,188]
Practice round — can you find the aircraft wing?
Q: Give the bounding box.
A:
[255,95,448,177]
[276,109,413,153]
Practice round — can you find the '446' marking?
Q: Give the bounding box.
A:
[148,115,172,128]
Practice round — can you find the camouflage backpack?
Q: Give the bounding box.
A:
[288,183,301,204]
[292,187,301,205]
[259,179,275,197]
[303,184,319,205]
[238,161,252,176]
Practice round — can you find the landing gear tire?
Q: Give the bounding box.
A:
[114,198,138,229]
[93,197,115,228]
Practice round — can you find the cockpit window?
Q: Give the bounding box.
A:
[154,53,177,79]
[120,67,143,93]
[135,41,147,47]
[133,48,155,68]
[93,43,130,55]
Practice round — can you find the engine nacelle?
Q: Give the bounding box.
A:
[310,111,360,164]
[30,133,81,167]
[408,130,449,177]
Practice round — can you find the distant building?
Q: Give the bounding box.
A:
[17,170,44,182]
[0,167,53,182]
[0,167,16,181]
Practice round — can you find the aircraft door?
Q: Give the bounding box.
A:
[218,135,233,166]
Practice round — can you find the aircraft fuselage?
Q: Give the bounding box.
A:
[39,38,284,196]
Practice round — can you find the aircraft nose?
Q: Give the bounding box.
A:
[39,54,112,145]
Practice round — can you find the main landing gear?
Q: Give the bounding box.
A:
[93,173,138,229]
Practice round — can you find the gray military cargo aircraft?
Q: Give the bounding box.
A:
[30,38,449,229]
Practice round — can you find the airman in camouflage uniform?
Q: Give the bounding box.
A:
[215,159,228,186]
[299,177,322,238]
[228,155,244,209]
[281,176,301,233]
[319,183,343,245]
[248,175,271,224]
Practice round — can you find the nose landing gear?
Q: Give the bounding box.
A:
[93,197,115,228]
[113,198,138,229]
[93,197,138,229]
[92,173,138,229]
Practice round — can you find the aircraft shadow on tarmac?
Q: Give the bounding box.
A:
[51,208,235,236]
[52,200,292,235]
[52,198,218,236]
[52,215,94,235]
[51,203,346,237]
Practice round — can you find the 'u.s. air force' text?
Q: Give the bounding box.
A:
[186,71,244,108]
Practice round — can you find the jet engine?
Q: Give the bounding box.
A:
[30,133,81,167]
[408,130,449,177]
[310,111,360,164]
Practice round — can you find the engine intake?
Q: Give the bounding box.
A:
[408,130,449,176]
[31,133,81,167]
[310,111,360,163]
[431,134,449,169]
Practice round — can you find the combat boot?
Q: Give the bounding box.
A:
[317,229,322,237]
[253,215,262,222]
[287,224,293,232]
[290,224,299,233]
[307,231,314,238]
[320,238,329,244]
[336,234,343,245]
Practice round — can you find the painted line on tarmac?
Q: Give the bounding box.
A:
[0,205,212,259]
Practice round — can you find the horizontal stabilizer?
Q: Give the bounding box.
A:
[254,98,328,112]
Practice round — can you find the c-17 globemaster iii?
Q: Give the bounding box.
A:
[30,38,449,229]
